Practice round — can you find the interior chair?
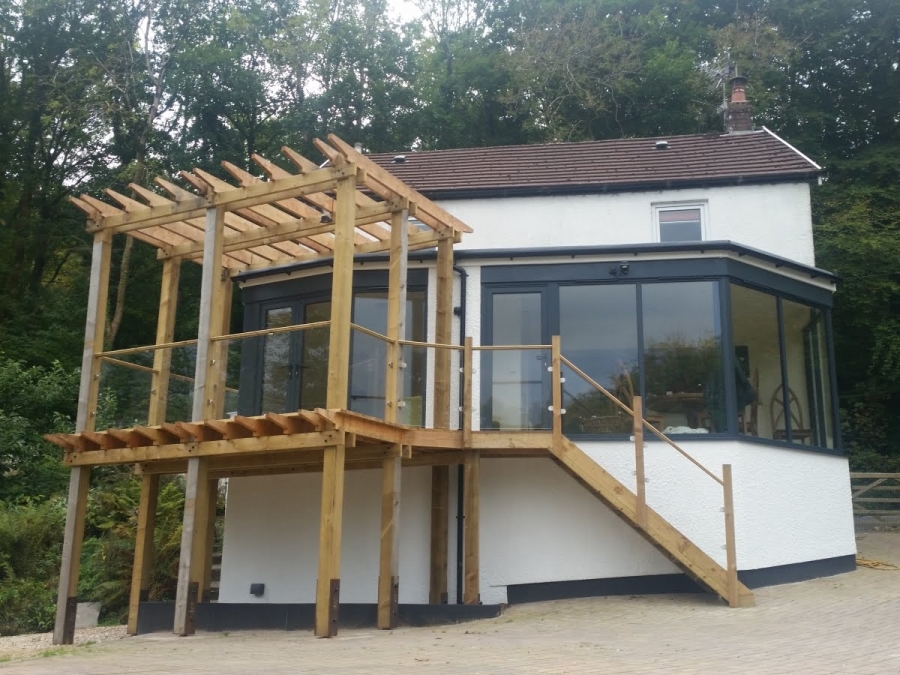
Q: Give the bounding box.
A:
[770,385,813,444]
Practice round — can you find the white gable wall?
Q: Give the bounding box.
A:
[439,182,815,267]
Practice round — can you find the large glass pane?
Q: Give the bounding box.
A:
[782,300,834,448]
[349,291,427,422]
[299,301,330,410]
[487,292,546,430]
[559,284,639,434]
[642,282,724,434]
[730,284,781,440]
[261,306,294,413]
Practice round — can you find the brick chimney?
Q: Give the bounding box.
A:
[726,75,753,133]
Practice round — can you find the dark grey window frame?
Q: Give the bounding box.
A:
[480,259,842,456]
[239,270,429,416]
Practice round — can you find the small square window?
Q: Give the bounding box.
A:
[658,207,703,242]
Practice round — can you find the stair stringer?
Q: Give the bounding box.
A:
[550,436,755,607]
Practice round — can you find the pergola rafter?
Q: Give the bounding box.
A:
[67,134,472,275]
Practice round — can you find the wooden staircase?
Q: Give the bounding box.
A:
[551,436,755,607]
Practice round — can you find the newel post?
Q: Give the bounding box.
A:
[722,464,739,607]
[633,395,647,526]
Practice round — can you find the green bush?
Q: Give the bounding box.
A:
[0,499,65,636]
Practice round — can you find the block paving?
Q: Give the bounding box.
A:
[2,531,898,674]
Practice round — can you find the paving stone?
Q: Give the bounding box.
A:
[2,532,897,674]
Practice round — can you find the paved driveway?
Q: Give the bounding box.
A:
[3,531,899,675]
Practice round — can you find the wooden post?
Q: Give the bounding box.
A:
[433,237,454,428]
[551,335,562,446]
[174,457,209,635]
[191,207,225,422]
[378,209,407,630]
[429,468,449,604]
[633,395,646,527]
[326,173,357,410]
[383,209,408,423]
[462,337,473,448]
[315,441,346,637]
[377,449,402,629]
[211,277,233,418]
[463,450,480,605]
[199,478,219,602]
[53,230,111,645]
[429,236,453,603]
[174,206,223,635]
[723,464,739,608]
[126,473,160,635]
[148,258,181,425]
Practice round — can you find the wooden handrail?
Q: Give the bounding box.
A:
[213,320,331,342]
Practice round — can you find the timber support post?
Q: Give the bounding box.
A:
[429,236,454,604]
[128,255,181,635]
[463,449,480,605]
[127,473,160,635]
[53,229,111,645]
[378,209,407,630]
[315,441,346,637]
[315,172,356,637]
[174,206,225,635]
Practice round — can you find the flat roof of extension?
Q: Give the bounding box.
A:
[368,128,822,199]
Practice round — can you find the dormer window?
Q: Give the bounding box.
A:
[656,204,705,242]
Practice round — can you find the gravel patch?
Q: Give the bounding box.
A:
[0,625,126,662]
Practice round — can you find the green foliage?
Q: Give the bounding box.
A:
[0,499,66,635]
[79,477,185,624]
[0,358,79,501]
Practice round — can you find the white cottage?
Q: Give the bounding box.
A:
[49,81,856,641]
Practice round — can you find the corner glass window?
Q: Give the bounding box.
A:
[730,284,782,440]
[641,282,725,434]
[658,207,703,242]
[781,300,834,448]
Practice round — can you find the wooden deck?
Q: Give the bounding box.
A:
[46,407,754,614]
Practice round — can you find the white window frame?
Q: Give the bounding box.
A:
[652,201,708,243]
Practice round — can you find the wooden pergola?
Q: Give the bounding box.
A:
[48,132,754,647]
[49,133,475,643]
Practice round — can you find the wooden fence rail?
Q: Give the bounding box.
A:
[850,473,900,516]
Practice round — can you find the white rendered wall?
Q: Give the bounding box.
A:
[219,466,433,604]
[439,182,816,267]
[219,440,856,606]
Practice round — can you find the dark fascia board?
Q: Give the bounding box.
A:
[234,240,838,285]
[413,172,822,202]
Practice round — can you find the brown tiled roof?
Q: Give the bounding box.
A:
[368,129,821,199]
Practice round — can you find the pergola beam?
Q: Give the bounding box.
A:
[88,164,357,234]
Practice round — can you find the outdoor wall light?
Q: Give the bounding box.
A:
[250,583,265,597]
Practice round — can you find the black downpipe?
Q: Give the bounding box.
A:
[453,265,468,605]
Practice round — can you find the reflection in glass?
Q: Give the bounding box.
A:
[642,282,724,434]
[781,300,834,447]
[730,284,781,440]
[349,291,427,423]
[487,293,546,429]
[262,306,293,413]
[298,301,330,410]
[559,284,639,434]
